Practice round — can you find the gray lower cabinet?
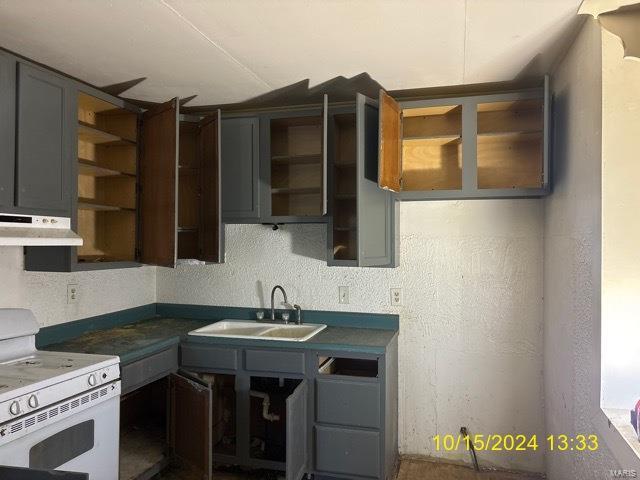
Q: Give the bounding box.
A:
[221,116,261,222]
[0,52,15,209]
[315,426,380,478]
[16,63,73,215]
[176,342,398,480]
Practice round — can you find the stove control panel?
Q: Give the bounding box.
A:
[0,363,120,423]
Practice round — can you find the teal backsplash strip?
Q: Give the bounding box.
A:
[155,303,398,330]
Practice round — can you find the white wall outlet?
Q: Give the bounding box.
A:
[390,288,403,306]
[67,284,79,304]
[339,286,349,304]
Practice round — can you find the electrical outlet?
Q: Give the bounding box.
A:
[67,284,79,304]
[390,288,402,306]
[339,286,349,304]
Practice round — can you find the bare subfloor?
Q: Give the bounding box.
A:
[154,457,544,480]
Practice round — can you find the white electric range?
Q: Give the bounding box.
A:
[0,309,121,479]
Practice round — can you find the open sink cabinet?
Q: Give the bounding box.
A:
[121,339,399,480]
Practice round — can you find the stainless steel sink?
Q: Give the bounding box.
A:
[188,320,327,342]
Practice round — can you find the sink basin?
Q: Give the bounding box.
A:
[188,320,327,342]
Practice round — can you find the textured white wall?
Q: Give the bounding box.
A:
[158,199,545,472]
[544,18,620,479]
[601,26,640,411]
[0,247,156,327]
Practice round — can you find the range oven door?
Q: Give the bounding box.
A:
[0,383,120,480]
[0,465,88,479]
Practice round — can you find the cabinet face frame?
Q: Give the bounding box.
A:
[0,52,15,209]
[397,82,549,201]
[260,102,329,224]
[327,97,397,268]
[221,116,261,222]
[16,63,73,215]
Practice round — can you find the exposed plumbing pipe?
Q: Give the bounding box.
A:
[250,390,280,422]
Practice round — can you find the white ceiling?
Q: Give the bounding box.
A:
[0,0,582,106]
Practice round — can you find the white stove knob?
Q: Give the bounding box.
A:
[28,395,38,409]
[88,374,97,387]
[9,401,20,416]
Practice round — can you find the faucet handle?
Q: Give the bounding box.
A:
[281,312,290,324]
[293,304,302,324]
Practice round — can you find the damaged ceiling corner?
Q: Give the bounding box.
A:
[579,0,640,59]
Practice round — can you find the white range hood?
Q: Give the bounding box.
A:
[0,213,83,246]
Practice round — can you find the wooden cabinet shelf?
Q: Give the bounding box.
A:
[78,158,134,177]
[78,122,136,146]
[271,153,321,165]
[476,130,542,142]
[403,134,461,145]
[78,197,135,211]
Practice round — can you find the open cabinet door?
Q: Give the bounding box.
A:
[378,90,402,192]
[199,110,223,263]
[321,94,329,215]
[169,372,212,480]
[0,466,88,480]
[286,380,308,480]
[140,98,179,267]
[358,94,395,267]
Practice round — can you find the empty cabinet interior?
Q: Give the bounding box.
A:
[476,99,544,189]
[196,373,237,458]
[177,115,221,263]
[249,377,301,465]
[120,377,168,480]
[318,357,378,378]
[178,121,200,259]
[270,116,323,217]
[76,92,138,263]
[401,104,462,191]
[331,113,357,262]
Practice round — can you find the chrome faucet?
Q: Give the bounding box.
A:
[270,285,288,321]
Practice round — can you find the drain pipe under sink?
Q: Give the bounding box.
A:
[250,390,280,421]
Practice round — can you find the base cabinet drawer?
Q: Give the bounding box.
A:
[245,349,305,374]
[316,378,380,428]
[121,345,178,394]
[180,344,238,371]
[315,426,380,478]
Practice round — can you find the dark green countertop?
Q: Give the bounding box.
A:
[43,317,397,364]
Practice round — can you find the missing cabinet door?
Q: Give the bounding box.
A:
[318,357,378,378]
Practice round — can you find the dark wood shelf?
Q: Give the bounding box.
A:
[271,187,322,195]
[271,154,322,166]
[334,193,356,200]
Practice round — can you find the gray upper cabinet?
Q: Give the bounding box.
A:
[0,52,15,209]
[327,94,398,267]
[16,63,73,215]
[221,116,260,222]
[261,96,328,224]
[379,78,551,200]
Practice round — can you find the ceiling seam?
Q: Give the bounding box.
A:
[158,0,272,89]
